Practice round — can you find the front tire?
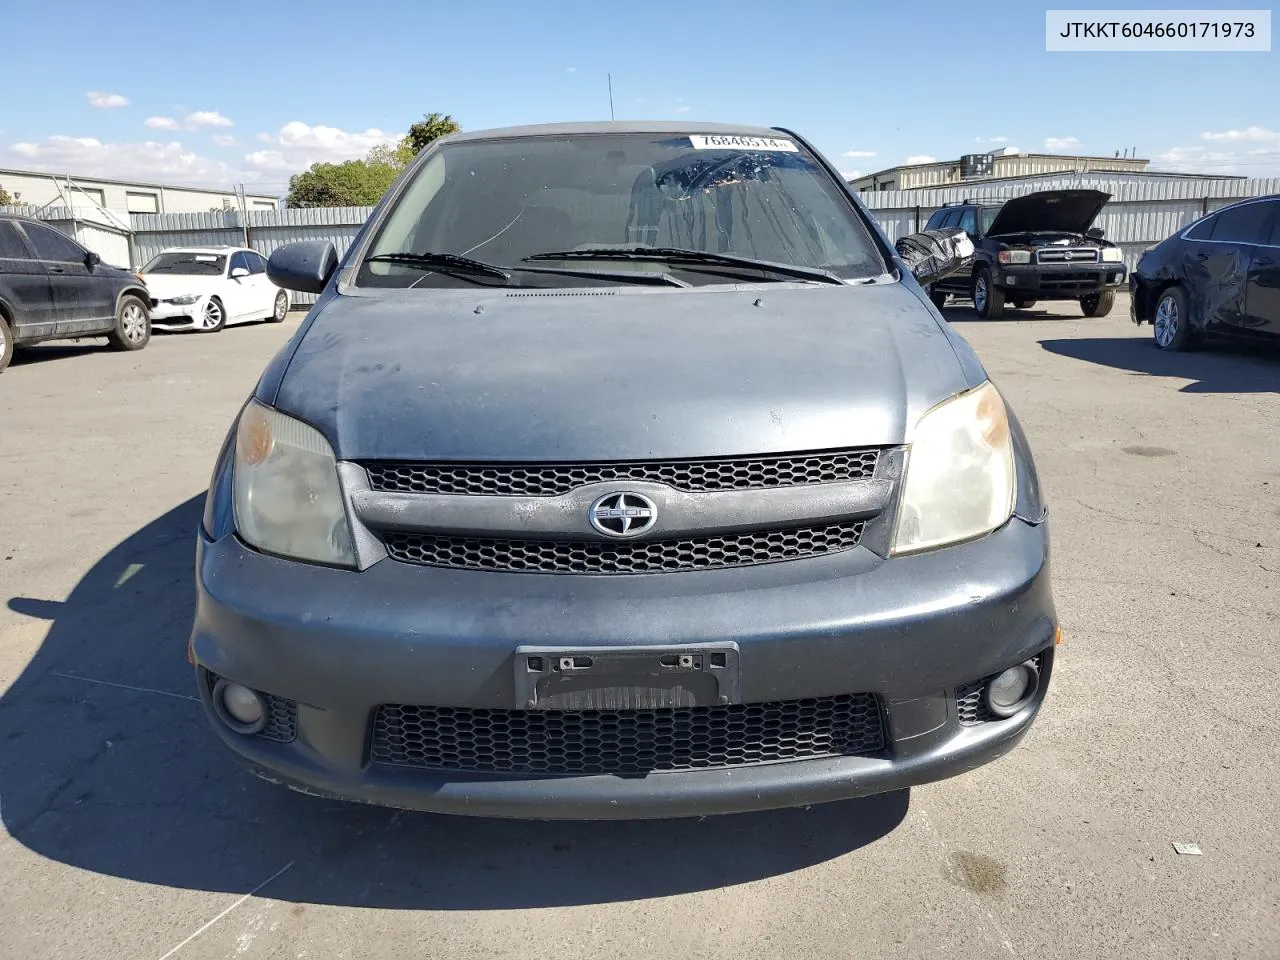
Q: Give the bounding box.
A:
[1153,286,1195,351]
[199,298,226,334]
[1080,290,1115,317]
[0,314,13,373]
[973,269,1004,319]
[107,296,150,352]
[268,290,288,323]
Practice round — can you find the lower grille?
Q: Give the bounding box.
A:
[370,694,884,775]
[383,521,866,574]
[1038,276,1103,293]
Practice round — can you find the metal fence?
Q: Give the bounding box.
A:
[7,173,1280,294]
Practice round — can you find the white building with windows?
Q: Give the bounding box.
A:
[0,166,278,216]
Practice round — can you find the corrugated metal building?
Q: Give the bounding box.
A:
[849,151,1154,193]
[0,166,277,216]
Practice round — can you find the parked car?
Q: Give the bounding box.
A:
[925,190,1127,319]
[0,213,150,373]
[193,121,1056,819]
[1130,194,1280,351]
[141,246,290,333]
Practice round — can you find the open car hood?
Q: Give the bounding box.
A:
[985,189,1109,237]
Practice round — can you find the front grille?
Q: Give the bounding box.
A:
[370,694,884,775]
[383,520,865,574]
[363,448,880,497]
[1037,247,1099,264]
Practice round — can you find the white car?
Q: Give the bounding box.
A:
[141,246,290,333]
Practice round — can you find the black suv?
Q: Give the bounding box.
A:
[0,213,151,372]
[924,190,1126,319]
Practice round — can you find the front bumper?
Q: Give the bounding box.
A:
[150,297,205,328]
[996,262,1126,298]
[191,517,1056,819]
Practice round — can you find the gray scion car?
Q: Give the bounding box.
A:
[193,122,1056,819]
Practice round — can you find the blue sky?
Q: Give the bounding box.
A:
[1,0,1276,195]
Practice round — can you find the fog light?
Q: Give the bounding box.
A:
[985,661,1039,718]
[213,679,267,734]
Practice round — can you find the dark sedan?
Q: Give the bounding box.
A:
[192,121,1056,819]
[1131,195,1280,350]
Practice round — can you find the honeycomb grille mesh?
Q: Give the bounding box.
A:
[383,521,865,574]
[370,695,885,775]
[363,449,879,497]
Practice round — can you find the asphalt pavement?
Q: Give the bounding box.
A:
[1,297,1277,960]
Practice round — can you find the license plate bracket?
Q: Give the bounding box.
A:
[514,643,741,711]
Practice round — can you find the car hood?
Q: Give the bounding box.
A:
[140,274,215,299]
[273,284,976,461]
[985,189,1109,237]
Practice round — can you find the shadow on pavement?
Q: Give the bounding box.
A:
[1,496,908,909]
[941,304,1096,324]
[1040,336,1280,394]
[10,342,108,366]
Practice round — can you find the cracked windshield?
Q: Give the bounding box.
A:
[0,2,1276,959]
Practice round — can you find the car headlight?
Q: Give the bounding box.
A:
[1101,247,1123,263]
[165,294,202,305]
[892,382,1016,556]
[997,250,1031,264]
[232,400,356,566]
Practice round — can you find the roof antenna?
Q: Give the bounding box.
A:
[608,73,615,121]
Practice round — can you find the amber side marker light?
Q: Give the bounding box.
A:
[1055,626,1063,646]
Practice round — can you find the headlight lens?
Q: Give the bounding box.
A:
[892,382,1016,556]
[166,293,202,305]
[1101,247,1123,263]
[232,400,356,566]
[997,249,1031,264]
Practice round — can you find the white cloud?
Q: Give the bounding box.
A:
[1044,136,1080,151]
[675,105,691,113]
[212,134,237,147]
[1201,125,1278,142]
[842,149,876,158]
[87,91,130,109]
[243,121,398,175]
[974,135,1008,144]
[840,170,862,181]
[146,112,232,131]
[186,111,233,128]
[905,155,936,165]
[8,135,237,187]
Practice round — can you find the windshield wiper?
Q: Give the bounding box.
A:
[522,247,846,286]
[514,265,688,287]
[365,251,512,284]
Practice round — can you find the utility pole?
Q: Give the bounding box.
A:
[608,73,615,121]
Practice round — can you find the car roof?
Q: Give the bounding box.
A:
[445,120,791,143]
[156,246,248,255]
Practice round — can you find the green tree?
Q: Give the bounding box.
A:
[0,185,12,207]
[402,113,460,155]
[286,159,401,208]
[285,112,461,208]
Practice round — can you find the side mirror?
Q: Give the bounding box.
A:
[1086,227,1105,240]
[85,251,101,268]
[229,266,250,279]
[266,241,338,294]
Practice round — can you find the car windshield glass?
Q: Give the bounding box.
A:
[144,252,226,275]
[357,133,885,288]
